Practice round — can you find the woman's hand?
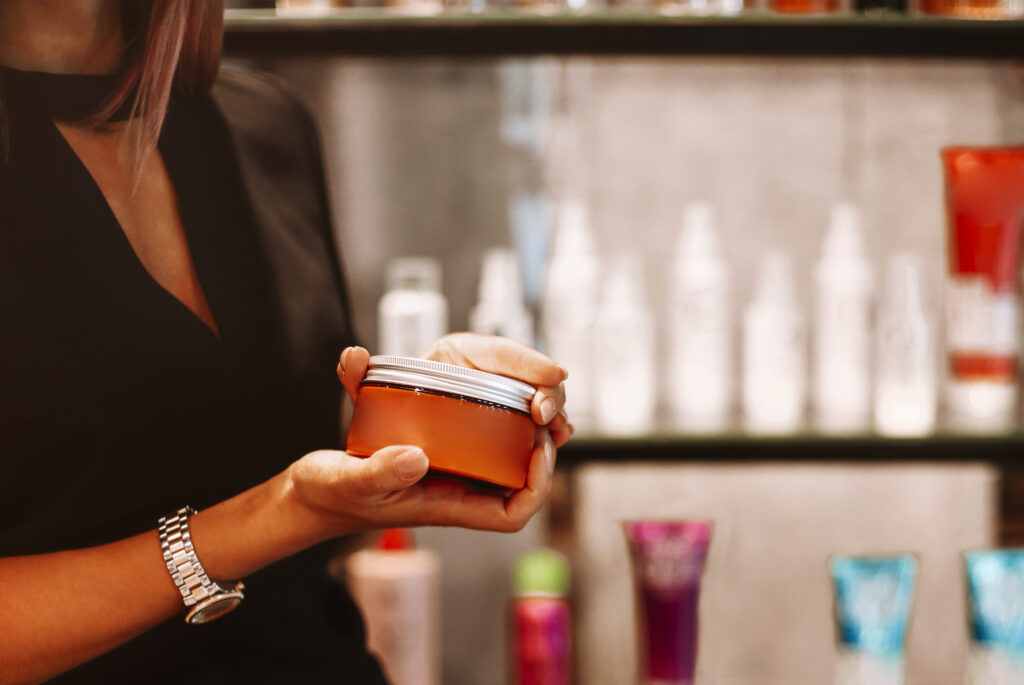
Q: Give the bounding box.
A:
[294,335,573,536]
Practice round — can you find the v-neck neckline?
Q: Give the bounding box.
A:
[49,117,224,345]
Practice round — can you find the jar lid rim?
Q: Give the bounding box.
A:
[365,355,536,413]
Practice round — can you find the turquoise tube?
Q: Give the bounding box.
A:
[829,554,918,685]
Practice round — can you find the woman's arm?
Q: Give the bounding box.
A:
[1,336,569,685]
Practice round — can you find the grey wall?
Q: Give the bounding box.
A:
[232,54,1022,684]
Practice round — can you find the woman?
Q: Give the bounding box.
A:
[0,1,572,682]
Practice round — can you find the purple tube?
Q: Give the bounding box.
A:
[623,520,713,685]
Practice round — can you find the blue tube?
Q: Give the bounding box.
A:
[830,554,918,685]
[964,548,1024,685]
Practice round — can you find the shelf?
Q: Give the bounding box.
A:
[223,9,1024,59]
[557,433,1024,465]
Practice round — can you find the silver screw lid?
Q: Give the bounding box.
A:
[363,355,536,414]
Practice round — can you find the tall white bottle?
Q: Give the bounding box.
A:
[346,529,441,685]
[469,248,534,347]
[742,251,806,435]
[813,204,874,435]
[378,258,449,358]
[594,254,656,436]
[542,200,600,433]
[874,253,937,437]
[669,202,732,433]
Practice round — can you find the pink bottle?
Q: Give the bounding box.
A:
[511,549,572,685]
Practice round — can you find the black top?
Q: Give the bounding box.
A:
[0,66,387,683]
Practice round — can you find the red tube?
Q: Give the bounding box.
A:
[941,146,1024,429]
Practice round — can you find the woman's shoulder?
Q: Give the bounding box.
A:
[211,68,321,157]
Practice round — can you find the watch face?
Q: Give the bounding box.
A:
[186,592,244,625]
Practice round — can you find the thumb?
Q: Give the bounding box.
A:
[346,445,429,497]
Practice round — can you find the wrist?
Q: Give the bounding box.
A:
[187,471,336,583]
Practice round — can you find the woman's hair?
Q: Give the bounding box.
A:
[1,0,224,169]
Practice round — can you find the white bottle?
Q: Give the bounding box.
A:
[594,254,656,436]
[668,202,732,433]
[874,253,937,437]
[346,530,441,685]
[469,248,534,347]
[541,200,600,433]
[378,258,448,358]
[813,204,874,435]
[743,251,806,435]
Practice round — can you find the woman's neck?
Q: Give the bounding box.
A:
[0,0,123,75]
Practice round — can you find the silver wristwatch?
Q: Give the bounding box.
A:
[158,506,245,625]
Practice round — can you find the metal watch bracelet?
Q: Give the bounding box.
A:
[157,506,245,624]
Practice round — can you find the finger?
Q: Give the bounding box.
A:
[338,346,371,401]
[531,383,567,425]
[342,445,429,498]
[433,333,567,388]
[551,424,572,448]
[546,410,568,434]
[502,429,555,528]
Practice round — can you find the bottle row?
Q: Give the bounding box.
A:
[343,526,1024,685]
[376,146,1023,439]
[277,0,1024,20]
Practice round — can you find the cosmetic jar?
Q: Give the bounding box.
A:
[346,356,537,489]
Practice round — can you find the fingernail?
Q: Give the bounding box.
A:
[395,448,428,481]
[340,347,351,373]
[540,397,557,424]
[543,440,555,473]
[558,365,569,380]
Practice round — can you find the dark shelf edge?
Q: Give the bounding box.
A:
[223,13,1024,58]
[557,434,1024,466]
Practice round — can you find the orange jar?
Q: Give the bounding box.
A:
[346,356,537,489]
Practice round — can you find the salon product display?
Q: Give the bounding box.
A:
[470,247,535,347]
[594,253,657,436]
[830,554,918,685]
[813,203,874,435]
[669,202,732,433]
[624,520,713,685]
[346,355,536,488]
[742,250,806,435]
[941,146,1024,434]
[542,200,600,433]
[379,257,449,358]
[346,529,441,685]
[511,549,573,685]
[963,548,1024,685]
[873,253,936,437]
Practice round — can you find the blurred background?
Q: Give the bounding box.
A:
[225,2,1022,683]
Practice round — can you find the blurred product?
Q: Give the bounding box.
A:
[276,0,333,12]
[813,204,874,435]
[920,0,1024,18]
[346,529,441,685]
[623,521,713,685]
[470,248,535,347]
[511,549,573,685]
[542,200,600,433]
[873,253,936,437]
[656,0,746,15]
[941,146,1024,434]
[830,554,918,685]
[594,254,657,436]
[963,548,1024,685]
[347,356,537,489]
[669,202,732,433]
[854,0,906,11]
[770,0,841,12]
[742,251,807,435]
[378,257,448,358]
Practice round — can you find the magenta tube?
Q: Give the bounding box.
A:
[623,520,713,685]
